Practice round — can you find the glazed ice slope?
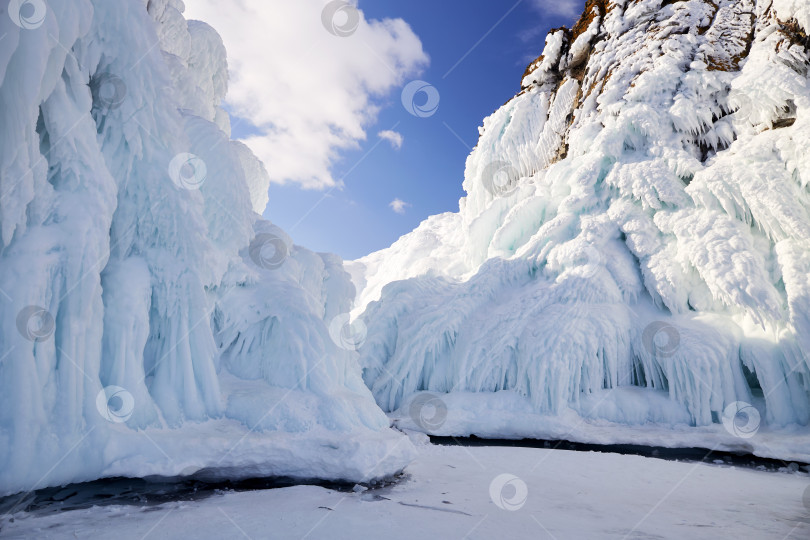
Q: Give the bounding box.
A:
[353,0,810,457]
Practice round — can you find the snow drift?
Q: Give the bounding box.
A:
[352,0,810,459]
[0,0,413,497]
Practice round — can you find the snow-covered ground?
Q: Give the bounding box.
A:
[3,443,809,539]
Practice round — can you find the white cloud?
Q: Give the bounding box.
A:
[378,130,404,150]
[389,198,411,214]
[529,0,583,19]
[184,0,428,190]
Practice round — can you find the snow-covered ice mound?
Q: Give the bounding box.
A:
[352,0,810,458]
[0,0,413,497]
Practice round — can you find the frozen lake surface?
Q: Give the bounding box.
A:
[3,442,809,539]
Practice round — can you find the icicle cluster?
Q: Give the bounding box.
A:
[0,0,410,496]
[354,0,810,446]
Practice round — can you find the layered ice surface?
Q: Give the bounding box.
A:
[351,0,810,458]
[0,0,412,497]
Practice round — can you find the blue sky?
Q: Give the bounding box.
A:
[229,0,585,260]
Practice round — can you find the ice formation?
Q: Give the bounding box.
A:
[352,0,810,456]
[0,0,413,497]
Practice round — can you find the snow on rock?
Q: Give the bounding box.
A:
[353,0,810,453]
[0,0,412,497]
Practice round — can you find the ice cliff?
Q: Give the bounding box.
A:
[352,0,810,459]
[0,0,412,497]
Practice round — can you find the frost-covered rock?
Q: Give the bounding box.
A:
[0,0,412,497]
[354,0,810,454]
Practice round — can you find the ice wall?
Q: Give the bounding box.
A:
[354,0,810,449]
[0,0,411,497]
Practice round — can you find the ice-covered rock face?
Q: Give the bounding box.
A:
[0,0,412,497]
[355,0,810,444]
